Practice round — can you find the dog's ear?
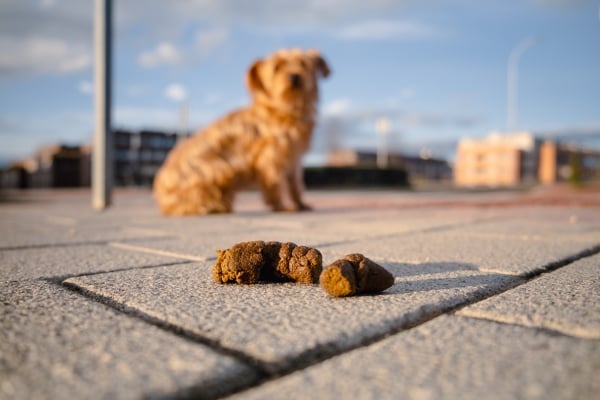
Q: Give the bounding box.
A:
[315,56,331,78]
[307,49,331,78]
[246,59,266,96]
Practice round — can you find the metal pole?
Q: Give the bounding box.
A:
[507,36,537,133]
[92,0,112,209]
[376,118,390,169]
[178,102,189,143]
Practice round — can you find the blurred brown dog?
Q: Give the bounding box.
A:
[153,48,330,215]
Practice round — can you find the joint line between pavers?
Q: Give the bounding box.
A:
[0,236,173,252]
[469,244,600,279]
[57,279,271,383]
[52,242,600,399]
[449,243,600,317]
[53,258,529,399]
[521,243,600,280]
[316,216,500,249]
[0,240,114,252]
[455,314,600,341]
[56,274,505,399]
[45,216,78,226]
[43,260,195,283]
[109,241,208,262]
[224,276,527,398]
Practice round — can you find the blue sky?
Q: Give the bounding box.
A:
[1,0,599,166]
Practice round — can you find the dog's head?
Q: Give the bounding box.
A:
[246,48,330,114]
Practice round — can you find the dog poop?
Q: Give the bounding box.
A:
[320,254,395,297]
[213,241,322,284]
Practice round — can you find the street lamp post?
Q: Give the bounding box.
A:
[506,36,537,133]
[376,118,390,169]
[92,0,113,210]
[178,102,189,143]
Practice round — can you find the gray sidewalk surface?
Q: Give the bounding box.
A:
[1,188,599,399]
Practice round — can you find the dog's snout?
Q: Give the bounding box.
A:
[289,73,302,88]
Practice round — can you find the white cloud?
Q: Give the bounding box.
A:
[400,88,416,99]
[0,0,423,77]
[164,83,188,102]
[323,98,353,116]
[115,0,419,40]
[336,19,438,40]
[136,29,229,69]
[0,35,90,75]
[125,84,146,97]
[114,106,179,129]
[138,42,183,68]
[114,106,217,131]
[196,27,230,57]
[203,92,224,105]
[118,1,407,30]
[78,80,93,95]
[40,0,57,9]
[0,1,92,76]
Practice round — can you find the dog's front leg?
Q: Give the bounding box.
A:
[287,165,312,211]
[258,169,289,212]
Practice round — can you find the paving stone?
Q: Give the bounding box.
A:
[0,281,258,400]
[109,208,499,261]
[489,207,600,225]
[0,211,170,249]
[64,261,518,373]
[455,217,600,242]
[109,228,348,262]
[4,190,600,399]
[319,229,599,276]
[288,209,494,240]
[229,315,600,400]
[106,191,499,239]
[0,244,188,281]
[459,253,600,339]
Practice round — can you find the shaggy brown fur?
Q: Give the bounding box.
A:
[153,48,330,215]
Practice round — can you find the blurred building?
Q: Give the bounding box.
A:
[454,131,600,187]
[327,148,452,182]
[114,129,181,186]
[454,132,540,187]
[539,141,600,184]
[0,130,184,189]
[0,165,28,189]
[1,145,91,189]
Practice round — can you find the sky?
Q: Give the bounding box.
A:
[0,0,599,166]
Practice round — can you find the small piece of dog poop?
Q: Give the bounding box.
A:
[213,241,322,284]
[213,241,265,284]
[320,254,395,297]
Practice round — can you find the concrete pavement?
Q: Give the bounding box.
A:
[1,188,599,399]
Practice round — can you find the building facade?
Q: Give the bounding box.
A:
[539,141,600,184]
[2,145,91,189]
[1,130,183,189]
[113,130,181,186]
[327,148,452,183]
[455,131,600,187]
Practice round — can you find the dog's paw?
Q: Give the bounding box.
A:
[272,205,303,213]
[296,202,313,212]
[275,203,312,212]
